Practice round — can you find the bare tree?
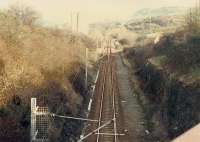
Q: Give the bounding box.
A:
[8,5,39,26]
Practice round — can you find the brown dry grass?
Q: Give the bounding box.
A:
[0,6,93,142]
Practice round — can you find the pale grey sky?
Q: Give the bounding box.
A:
[0,0,196,33]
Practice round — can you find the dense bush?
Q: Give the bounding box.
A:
[146,7,200,73]
[0,6,93,142]
[154,31,200,73]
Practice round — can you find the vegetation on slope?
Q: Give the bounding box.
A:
[125,7,187,35]
[0,6,93,142]
[124,7,200,142]
[152,8,200,79]
[129,6,200,81]
[132,7,187,19]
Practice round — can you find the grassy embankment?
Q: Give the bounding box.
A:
[124,7,200,142]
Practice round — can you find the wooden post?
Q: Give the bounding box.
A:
[31,98,36,142]
[71,12,73,31]
[85,48,88,89]
[77,13,79,32]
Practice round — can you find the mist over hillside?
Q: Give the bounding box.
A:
[126,7,188,32]
[132,7,188,19]
[88,7,187,48]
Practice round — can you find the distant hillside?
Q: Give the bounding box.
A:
[125,7,188,34]
[125,15,184,34]
[132,7,188,19]
[89,7,189,47]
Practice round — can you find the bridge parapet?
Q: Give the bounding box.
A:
[172,123,200,142]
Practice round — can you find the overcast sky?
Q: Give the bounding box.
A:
[0,0,196,33]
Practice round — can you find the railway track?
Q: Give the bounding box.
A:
[82,50,125,142]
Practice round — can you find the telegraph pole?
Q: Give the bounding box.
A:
[85,47,88,89]
[198,0,200,23]
[189,8,192,30]
[142,20,145,47]
[199,0,200,11]
[77,12,79,32]
[149,16,152,33]
[196,0,198,24]
[70,12,73,31]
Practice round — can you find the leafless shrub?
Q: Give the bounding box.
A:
[0,5,93,141]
